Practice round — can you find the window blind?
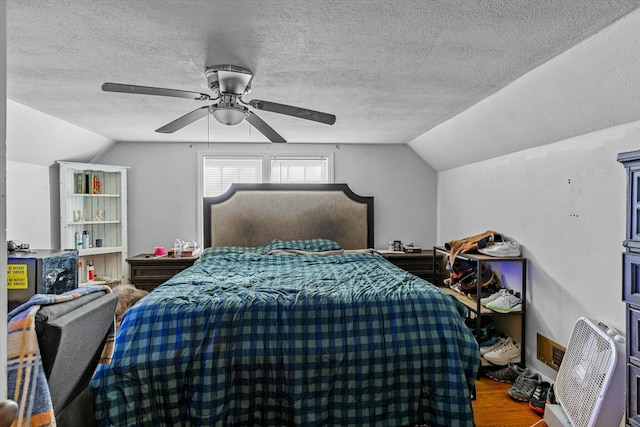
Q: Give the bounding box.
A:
[203,157,262,197]
[270,157,328,184]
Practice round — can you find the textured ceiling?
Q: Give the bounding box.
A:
[6,1,640,149]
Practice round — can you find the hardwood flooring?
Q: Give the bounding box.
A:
[473,375,545,427]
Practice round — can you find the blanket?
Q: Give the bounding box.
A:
[92,248,479,426]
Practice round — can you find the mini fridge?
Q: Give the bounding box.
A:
[7,249,78,311]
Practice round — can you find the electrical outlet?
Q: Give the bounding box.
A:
[537,333,566,371]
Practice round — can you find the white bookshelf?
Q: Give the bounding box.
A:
[58,161,128,286]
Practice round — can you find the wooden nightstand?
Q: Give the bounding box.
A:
[381,249,445,285]
[127,253,201,292]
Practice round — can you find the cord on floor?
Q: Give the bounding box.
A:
[529,419,546,427]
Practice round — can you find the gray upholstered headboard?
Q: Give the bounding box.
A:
[203,184,374,250]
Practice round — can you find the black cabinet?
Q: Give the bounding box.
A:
[618,149,640,427]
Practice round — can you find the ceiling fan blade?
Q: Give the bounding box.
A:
[155,106,210,133]
[102,82,212,101]
[249,100,336,125]
[246,111,287,143]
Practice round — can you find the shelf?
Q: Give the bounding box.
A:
[442,287,494,314]
[67,193,120,198]
[441,287,523,316]
[67,221,121,225]
[78,246,124,256]
[433,245,525,263]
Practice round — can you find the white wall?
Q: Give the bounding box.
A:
[7,100,115,167]
[96,142,438,256]
[6,161,55,248]
[437,121,640,379]
[5,101,116,248]
[1,0,7,401]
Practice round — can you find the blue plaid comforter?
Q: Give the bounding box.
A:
[91,248,479,426]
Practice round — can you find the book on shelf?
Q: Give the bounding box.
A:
[92,175,100,194]
[75,173,85,194]
[76,173,100,194]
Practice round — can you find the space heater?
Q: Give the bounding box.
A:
[544,317,625,427]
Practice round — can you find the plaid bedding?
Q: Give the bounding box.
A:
[91,248,479,426]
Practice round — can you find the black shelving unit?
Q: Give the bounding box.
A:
[433,246,527,366]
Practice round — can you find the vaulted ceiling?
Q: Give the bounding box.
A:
[7,1,640,170]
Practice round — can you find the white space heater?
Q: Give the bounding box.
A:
[544,317,625,427]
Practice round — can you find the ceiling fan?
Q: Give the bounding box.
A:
[101,65,336,143]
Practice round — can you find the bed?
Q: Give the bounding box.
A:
[91,184,479,426]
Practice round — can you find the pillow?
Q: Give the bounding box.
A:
[200,246,263,261]
[266,238,343,253]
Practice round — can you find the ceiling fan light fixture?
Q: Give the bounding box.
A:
[212,106,248,126]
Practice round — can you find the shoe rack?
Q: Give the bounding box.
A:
[433,246,527,366]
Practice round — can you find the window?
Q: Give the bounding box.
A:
[203,156,262,197]
[197,152,333,246]
[270,157,329,184]
[201,154,332,197]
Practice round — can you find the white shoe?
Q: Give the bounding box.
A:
[480,336,509,356]
[486,293,522,313]
[479,241,521,257]
[480,288,509,307]
[449,282,464,294]
[484,340,521,366]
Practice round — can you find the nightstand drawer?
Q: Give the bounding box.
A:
[127,253,200,291]
[381,250,444,284]
[131,264,188,280]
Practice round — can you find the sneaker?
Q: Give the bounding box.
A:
[529,381,551,414]
[449,282,463,294]
[507,369,542,401]
[483,340,521,365]
[478,241,521,257]
[475,324,499,345]
[480,336,508,356]
[485,363,525,383]
[546,383,556,405]
[486,292,522,313]
[480,288,510,307]
[467,281,502,301]
[478,334,498,348]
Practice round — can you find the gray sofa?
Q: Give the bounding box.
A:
[35,290,117,426]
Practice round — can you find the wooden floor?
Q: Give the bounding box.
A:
[473,375,545,427]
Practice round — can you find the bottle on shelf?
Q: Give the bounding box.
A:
[174,238,182,258]
[87,262,95,281]
[78,260,84,284]
[82,230,90,249]
[76,232,83,250]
